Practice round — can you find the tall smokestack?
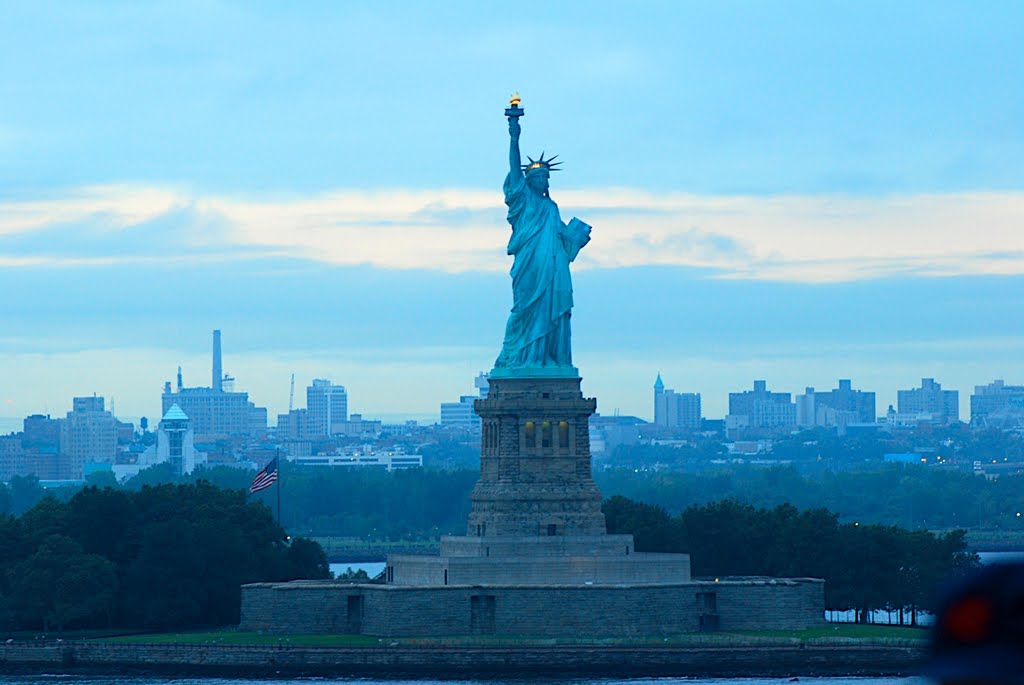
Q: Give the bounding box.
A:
[212,329,223,392]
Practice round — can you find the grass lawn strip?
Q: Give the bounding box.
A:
[95,624,928,648]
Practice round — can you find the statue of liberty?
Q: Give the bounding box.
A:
[493,95,591,376]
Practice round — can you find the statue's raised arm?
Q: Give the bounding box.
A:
[493,95,590,378]
[508,116,522,176]
[506,93,523,177]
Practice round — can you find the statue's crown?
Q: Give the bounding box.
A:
[522,152,562,174]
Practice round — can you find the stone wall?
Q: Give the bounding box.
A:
[439,534,635,557]
[240,578,824,637]
[387,552,692,586]
[0,640,926,677]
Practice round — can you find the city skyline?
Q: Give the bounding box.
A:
[2,3,1023,424]
[2,334,1019,430]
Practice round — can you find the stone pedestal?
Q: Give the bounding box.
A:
[386,375,692,587]
[240,373,825,635]
[468,377,605,537]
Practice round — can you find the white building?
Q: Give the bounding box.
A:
[307,379,348,436]
[653,374,701,432]
[113,404,206,480]
[288,446,422,472]
[155,404,205,475]
[440,372,489,434]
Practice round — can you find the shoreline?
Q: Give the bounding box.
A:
[1,641,926,678]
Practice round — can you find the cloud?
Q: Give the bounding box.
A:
[2,185,1023,282]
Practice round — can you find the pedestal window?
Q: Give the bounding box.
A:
[524,421,536,452]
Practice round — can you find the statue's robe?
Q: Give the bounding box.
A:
[494,171,590,369]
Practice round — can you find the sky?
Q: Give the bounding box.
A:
[1,1,1023,425]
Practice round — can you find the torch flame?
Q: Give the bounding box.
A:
[509,92,521,107]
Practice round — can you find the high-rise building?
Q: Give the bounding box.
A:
[897,378,959,424]
[652,374,701,432]
[276,408,309,440]
[796,380,876,430]
[727,380,796,432]
[0,414,70,481]
[22,414,61,451]
[0,435,25,481]
[440,372,489,434]
[306,379,348,436]
[971,380,1024,428]
[162,330,268,440]
[61,396,119,478]
[818,379,875,423]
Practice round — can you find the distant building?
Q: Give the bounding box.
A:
[0,435,25,481]
[113,404,206,480]
[161,330,268,440]
[307,379,348,436]
[971,380,1024,428]
[333,413,382,438]
[795,389,816,429]
[156,404,205,475]
[589,413,647,456]
[897,378,959,425]
[276,408,310,441]
[817,379,875,423]
[61,396,120,478]
[0,414,71,481]
[726,380,796,434]
[795,380,876,432]
[22,414,61,451]
[652,374,701,432]
[288,447,422,472]
[440,372,489,435]
[163,385,267,440]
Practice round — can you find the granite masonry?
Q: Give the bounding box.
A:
[240,376,826,636]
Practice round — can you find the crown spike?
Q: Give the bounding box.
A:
[522,151,564,173]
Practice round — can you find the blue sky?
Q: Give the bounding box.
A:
[1,1,1023,423]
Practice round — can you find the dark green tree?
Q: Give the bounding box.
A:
[9,535,117,631]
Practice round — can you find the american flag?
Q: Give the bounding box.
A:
[250,457,279,494]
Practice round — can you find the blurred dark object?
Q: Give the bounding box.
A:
[923,561,1024,684]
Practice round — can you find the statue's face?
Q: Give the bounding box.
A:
[526,169,549,195]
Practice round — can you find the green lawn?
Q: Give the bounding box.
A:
[94,623,927,648]
[733,624,929,642]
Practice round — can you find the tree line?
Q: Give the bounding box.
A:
[0,482,329,633]
[603,496,978,624]
[4,462,1022,537]
[597,464,1024,531]
[0,471,981,632]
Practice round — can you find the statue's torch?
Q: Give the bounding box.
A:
[505,92,524,121]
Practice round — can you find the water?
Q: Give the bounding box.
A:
[0,678,926,685]
[330,561,385,578]
[978,550,1024,564]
